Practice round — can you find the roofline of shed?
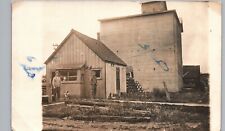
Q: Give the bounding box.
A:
[44,30,74,64]
[105,60,127,66]
[44,29,127,66]
[71,29,127,66]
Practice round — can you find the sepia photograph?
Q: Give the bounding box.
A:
[12,0,221,131]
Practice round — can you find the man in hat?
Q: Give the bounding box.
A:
[52,70,61,101]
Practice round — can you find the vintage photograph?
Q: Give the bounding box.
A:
[12,0,221,131]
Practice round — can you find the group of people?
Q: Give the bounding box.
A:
[52,70,97,101]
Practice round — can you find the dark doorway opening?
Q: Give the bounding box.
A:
[116,67,120,95]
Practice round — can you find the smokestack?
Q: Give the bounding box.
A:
[53,43,58,50]
[97,32,100,40]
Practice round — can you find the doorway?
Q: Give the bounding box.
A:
[83,68,92,98]
[116,67,120,95]
[51,71,56,101]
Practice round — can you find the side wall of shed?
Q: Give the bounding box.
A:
[105,63,126,98]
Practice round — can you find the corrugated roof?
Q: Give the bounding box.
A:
[45,29,127,66]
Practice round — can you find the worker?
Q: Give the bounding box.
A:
[52,70,61,101]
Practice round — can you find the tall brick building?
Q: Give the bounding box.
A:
[99,1,183,92]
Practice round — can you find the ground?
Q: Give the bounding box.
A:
[42,100,209,130]
[43,117,204,131]
[122,88,209,104]
[42,88,209,131]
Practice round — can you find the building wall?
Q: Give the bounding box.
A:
[46,33,106,102]
[100,12,182,92]
[173,13,183,89]
[60,82,82,98]
[105,63,126,98]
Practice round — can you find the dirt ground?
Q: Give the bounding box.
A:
[42,99,209,131]
[43,117,204,131]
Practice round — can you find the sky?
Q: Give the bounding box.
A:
[12,0,213,73]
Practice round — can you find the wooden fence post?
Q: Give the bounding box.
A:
[163,81,171,102]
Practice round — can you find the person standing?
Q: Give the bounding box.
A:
[52,71,61,101]
[91,71,97,99]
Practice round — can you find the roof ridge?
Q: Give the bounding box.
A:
[71,29,126,66]
[45,29,127,66]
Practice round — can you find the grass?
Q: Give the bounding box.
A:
[120,88,209,104]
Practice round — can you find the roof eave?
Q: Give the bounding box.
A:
[98,10,176,22]
[105,60,127,66]
[99,10,182,33]
[45,29,127,67]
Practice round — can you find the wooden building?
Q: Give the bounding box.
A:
[183,65,200,89]
[99,1,183,92]
[44,29,127,102]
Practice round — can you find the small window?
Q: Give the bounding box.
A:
[92,69,101,79]
[58,69,78,82]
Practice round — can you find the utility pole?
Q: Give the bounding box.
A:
[53,43,58,50]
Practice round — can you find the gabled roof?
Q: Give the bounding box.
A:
[44,29,127,66]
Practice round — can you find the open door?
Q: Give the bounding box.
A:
[116,67,120,96]
[51,71,56,101]
[83,68,92,98]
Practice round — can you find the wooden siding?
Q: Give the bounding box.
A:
[60,82,82,98]
[105,63,126,98]
[173,13,183,89]
[46,33,106,101]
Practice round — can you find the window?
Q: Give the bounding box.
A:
[58,69,78,82]
[92,69,101,79]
